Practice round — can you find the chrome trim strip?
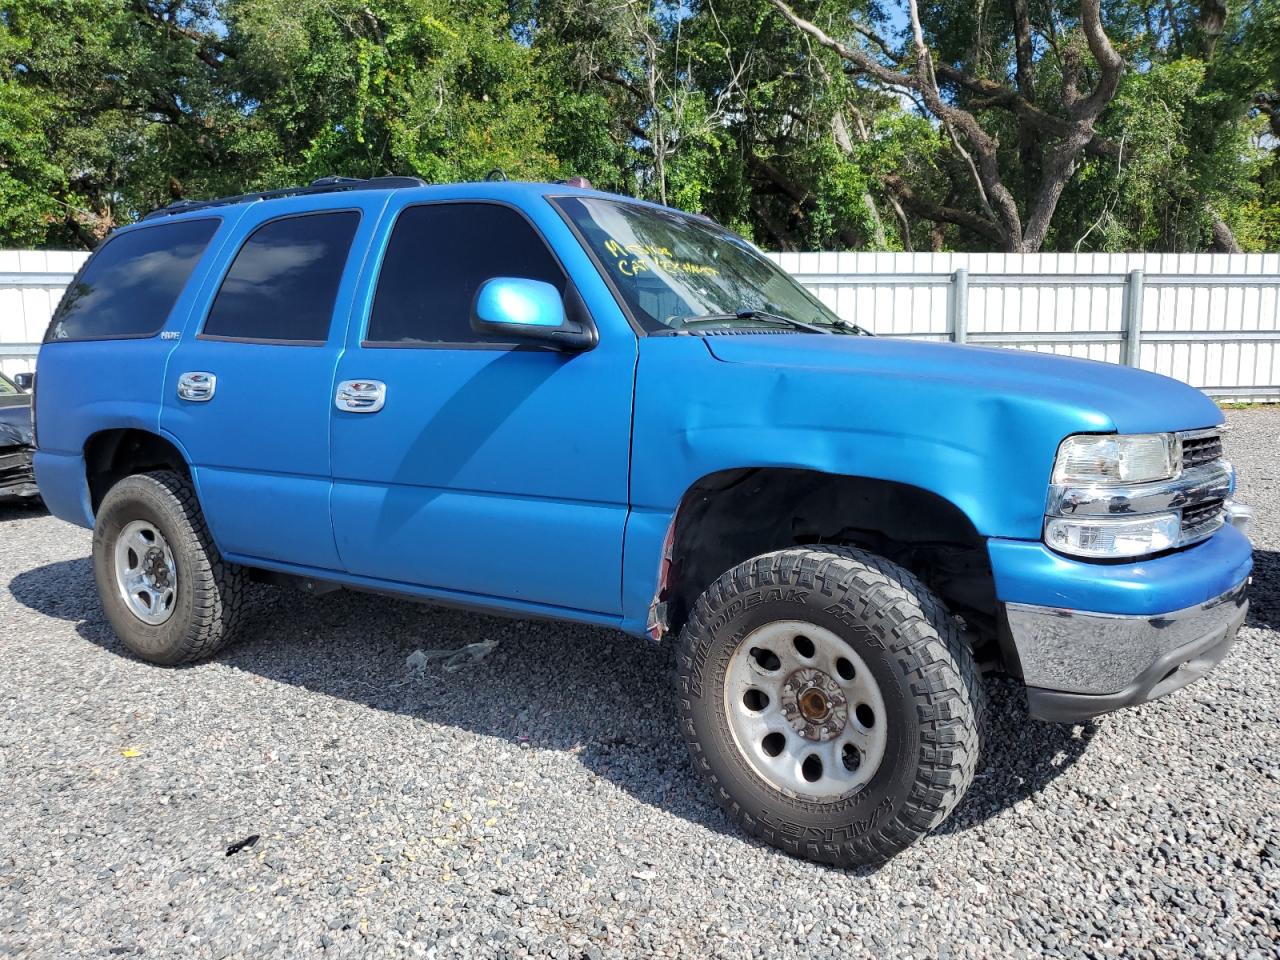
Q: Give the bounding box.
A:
[1048,459,1233,518]
[1005,578,1249,695]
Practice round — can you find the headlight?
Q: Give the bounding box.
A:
[1051,433,1178,485]
[1044,513,1181,559]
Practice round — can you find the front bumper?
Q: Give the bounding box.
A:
[1007,578,1249,722]
[0,445,39,500]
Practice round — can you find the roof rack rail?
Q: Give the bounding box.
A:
[140,175,427,221]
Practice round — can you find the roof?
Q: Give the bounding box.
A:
[136,176,668,226]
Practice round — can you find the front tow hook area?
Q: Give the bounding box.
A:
[1007,578,1250,723]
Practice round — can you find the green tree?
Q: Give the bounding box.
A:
[0,0,1275,250]
[0,0,563,247]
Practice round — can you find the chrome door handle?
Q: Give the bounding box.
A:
[177,371,216,402]
[335,380,386,413]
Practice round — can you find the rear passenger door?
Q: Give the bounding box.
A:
[160,194,386,570]
[327,199,635,615]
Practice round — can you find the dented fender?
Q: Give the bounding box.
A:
[618,334,1223,636]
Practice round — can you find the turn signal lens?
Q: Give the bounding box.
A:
[1044,513,1181,559]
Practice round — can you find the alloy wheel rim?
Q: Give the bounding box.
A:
[113,520,178,626]
[723,620,887,801]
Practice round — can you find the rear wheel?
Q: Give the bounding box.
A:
[675,546,984,867]
[92,470,245,665]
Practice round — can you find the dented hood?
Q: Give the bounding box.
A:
[702,334,1221,435]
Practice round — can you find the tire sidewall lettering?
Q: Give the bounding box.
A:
[685,586,810,700]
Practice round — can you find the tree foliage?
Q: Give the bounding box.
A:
[0,0,1275,251]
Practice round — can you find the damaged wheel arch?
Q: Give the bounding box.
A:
[649,468,1002,657]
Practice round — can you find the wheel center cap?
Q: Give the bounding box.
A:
[798,688,830,721]
[780,668,848,742]
[143,547,169,587]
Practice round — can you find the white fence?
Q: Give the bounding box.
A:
[3,249,1279,400]
[0,250,89,379]
[768,251,1280,402]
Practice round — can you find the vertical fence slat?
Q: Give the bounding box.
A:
[950,268,968,344]
[1123,268,1144,367]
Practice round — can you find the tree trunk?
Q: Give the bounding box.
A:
[768,0,1126,254]
[1208,211,1243,253]
[1198,0,1228,55]
[1009,0,1041,183]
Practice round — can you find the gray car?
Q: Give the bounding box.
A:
[0,371,37,501]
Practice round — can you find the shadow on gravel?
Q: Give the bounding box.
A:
[938,681,1097,835]
[1245,550,1278,630]
[12,556,1092,865]
[0,500,47,522]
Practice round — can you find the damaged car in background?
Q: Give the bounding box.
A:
[0,371,38,502]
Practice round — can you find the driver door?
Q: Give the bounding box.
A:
[327,199,636,616]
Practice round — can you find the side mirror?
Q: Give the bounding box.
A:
[471,277,596,351]
[12,372,33,392]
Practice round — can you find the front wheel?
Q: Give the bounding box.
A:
[92,470,246,665]
[675,547,984,867]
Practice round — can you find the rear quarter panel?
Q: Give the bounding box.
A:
[33,210,249,526]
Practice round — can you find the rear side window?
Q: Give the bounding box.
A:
[367,203,566,345]
[45,218,219,342]
[202,211,360,343]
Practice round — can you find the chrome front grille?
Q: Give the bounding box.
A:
[1181,432,1223,469]
[1176,430,1226,539]
[1181,497,1225,535]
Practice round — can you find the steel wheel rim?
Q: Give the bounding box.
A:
[724,619,888,801]
[113,520,178,626]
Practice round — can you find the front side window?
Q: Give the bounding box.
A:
[45,218,219,342]
[0,374,17,396]
[366,203,566,345]
[552,197,867,336]
[203,211,360,343]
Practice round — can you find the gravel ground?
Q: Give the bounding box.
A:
[2,409,1278,960]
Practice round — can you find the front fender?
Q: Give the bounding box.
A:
[619,338,1113,634]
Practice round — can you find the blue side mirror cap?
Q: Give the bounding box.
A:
[471,277,596,351]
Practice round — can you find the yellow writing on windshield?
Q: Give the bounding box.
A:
[600,237,719,280]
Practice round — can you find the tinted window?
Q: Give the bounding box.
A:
[45,219,219,342]
[203,211,359,342]
[367,204,565,345]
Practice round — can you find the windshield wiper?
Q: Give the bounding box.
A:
[675,310,832,335]
[829,317,871,336]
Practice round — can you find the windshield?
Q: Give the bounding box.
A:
[552,197,868,336]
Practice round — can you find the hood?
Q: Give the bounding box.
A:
[0,395,34,447]
[702,334,1221,435]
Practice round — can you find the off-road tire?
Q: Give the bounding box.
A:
[92,470,246,665]
[675,546,984,867]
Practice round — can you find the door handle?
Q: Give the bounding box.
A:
[177,371,216,402]
[335,380,386,413]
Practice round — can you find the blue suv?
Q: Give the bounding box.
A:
[33,177,1253,866]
